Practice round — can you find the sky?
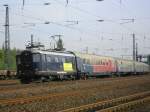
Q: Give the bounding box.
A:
[0,0,150,59]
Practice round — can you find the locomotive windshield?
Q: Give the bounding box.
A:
[20,51,32,65]
[16,55,21,65]
[33,53,41,70]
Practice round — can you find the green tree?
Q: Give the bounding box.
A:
[0,49,5,69]
[0,48,16,70]
[10,48,17,70]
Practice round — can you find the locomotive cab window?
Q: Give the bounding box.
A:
[33,54,40,62]
[16,55,21,65]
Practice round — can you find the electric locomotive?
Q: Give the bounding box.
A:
[16,49,78,83]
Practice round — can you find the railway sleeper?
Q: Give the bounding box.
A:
[60,91,150,112]
[97,96,150,112]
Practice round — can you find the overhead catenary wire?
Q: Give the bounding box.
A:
[0,8,149,43]
[54,0,148,37]
[0,1,149,37]
[0,0,149,55]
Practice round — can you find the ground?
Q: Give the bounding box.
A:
[0,74,150,112]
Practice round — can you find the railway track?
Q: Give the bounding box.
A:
[0,75,146,93]
[97,97,150,112]
[0,76,149,112]
[0,90,150,111]
[60,91,150,112]
[0,82,123,105]
[0,76,148,101]
[0,80,20,86]
[0,90,82,106]
[0,75,149,101]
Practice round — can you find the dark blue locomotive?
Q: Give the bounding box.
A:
[16,49,80,83]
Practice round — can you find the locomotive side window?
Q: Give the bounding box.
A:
[41,54,47,71]
[61,57,66,63]
[55,57,59,62]
[47,56,51,62]
[41,54,46,62]
[32,53,41,70]
[51,56,55,63]
[46,54,63,71]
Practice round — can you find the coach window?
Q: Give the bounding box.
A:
[83,59,86,63]
[102,61,105,65]
[87,59,90,64]
[106,62,108,66]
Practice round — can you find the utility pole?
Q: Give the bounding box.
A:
[22,0,25,10]
[85,47,88,54]
[4,5,10,70]
[136,43,138,61]
[132,33,136,74]
[54,34,63,39]
[133,33,136,61]
[31,34,34,47]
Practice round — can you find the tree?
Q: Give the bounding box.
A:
[0,48,17,70]
[0,49,5,69]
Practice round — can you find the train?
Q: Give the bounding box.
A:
[0,70,16,79]
[16,49,150,83]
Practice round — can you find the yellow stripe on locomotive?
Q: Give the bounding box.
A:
[63,63,73,71]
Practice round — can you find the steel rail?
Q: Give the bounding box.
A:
[0,91,81,106]
[97,96,150,112]
[59,91,150,112]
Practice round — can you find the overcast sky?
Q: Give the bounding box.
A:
[0,0,150,58]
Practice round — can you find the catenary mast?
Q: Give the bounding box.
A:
[4,5,10,70]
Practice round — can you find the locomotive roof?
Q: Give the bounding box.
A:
[30,49,75,57]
